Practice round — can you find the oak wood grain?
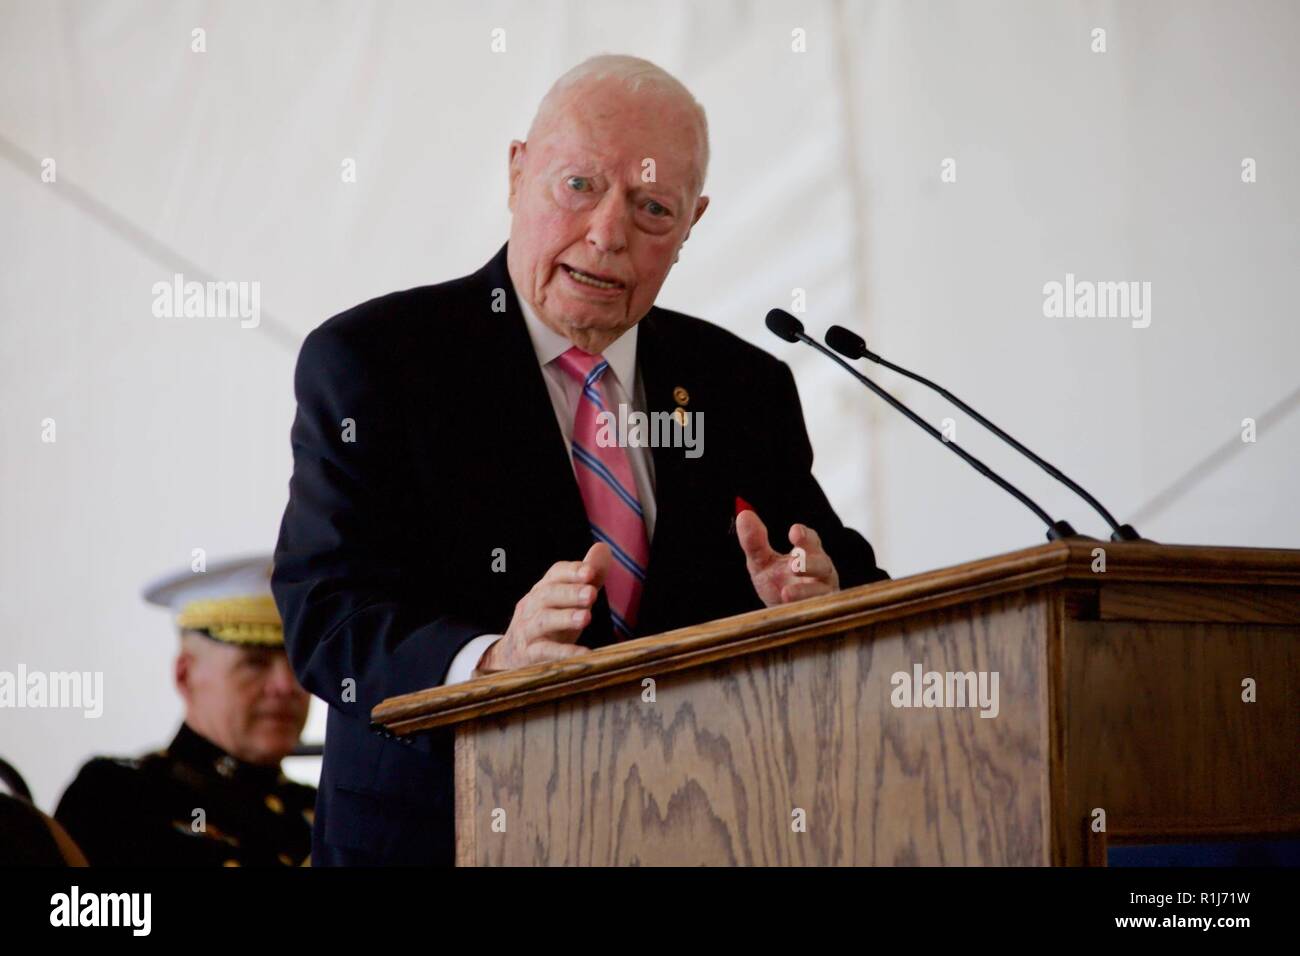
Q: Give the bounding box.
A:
[375,541,1300,734]
[455,591,1051,866]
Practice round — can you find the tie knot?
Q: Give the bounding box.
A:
[555,345,609,387]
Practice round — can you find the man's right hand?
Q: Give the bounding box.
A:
[475,542,611,674]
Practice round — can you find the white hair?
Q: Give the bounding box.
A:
[528,54,710,187]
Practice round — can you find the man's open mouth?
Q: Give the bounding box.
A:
[561,264,624,291]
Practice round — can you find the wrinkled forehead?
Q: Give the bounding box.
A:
[531,84,706,193]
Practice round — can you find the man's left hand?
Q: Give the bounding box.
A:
[735,509,840,607]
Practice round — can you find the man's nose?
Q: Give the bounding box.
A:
[265,656,301,695]
[586,193,629,255]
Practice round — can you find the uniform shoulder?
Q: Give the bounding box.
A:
[62,749,173,790]
[68,753,151,780]
[54,751,167,824]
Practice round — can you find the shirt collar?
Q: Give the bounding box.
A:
[516,288,639,393]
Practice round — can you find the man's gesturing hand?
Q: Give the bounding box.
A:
[475,543,611,675]
[736,509,840,607]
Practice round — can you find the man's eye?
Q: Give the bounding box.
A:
[565,176,591,192]
[645,200,669,217]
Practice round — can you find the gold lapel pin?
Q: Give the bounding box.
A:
[672,385,690,405]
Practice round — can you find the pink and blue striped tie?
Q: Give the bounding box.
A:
[555,346,650,641]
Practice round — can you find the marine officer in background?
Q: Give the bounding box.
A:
[55,556,316,866]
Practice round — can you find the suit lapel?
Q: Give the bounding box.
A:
[468,249,712,646]
[472,245,614,646]
[475,243,595,561]
[635,308,709,631]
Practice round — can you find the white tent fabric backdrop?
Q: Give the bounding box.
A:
[2,0,1297,809]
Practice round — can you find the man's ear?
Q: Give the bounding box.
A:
[678,194,710,253]
[174,648,193,702]
[507,140,527,213]
[690,194,710,228]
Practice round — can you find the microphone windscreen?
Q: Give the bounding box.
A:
[765,309,804,342]
[825,325,867,359]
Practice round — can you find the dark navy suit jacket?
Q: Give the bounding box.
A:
[272,243,887,865]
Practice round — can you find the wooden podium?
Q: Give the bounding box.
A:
[372,540,1300,865]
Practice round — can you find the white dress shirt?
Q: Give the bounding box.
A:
[443,293,658,683]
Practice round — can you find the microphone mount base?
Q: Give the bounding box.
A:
[1046,520,1080,541]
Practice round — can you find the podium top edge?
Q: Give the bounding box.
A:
[371,539,1300,732]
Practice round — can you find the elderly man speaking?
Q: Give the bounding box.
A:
[273,54,887,865]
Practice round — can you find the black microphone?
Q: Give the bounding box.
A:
[824,324,1142,543]
[765,309,1080,542]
